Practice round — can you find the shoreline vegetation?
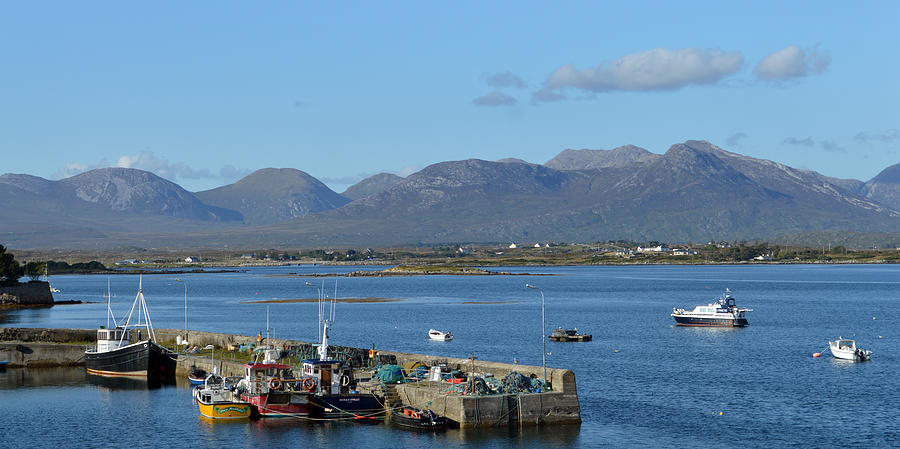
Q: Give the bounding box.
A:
[5,242,899,277]
[270,265,546,277]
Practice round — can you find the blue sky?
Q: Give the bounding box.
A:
[2,2,897,192]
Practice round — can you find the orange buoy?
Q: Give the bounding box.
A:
[812,352,821,358]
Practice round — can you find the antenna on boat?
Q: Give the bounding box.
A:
[266,306,270,343]
[105,277,117,329]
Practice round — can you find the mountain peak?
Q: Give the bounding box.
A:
[195,167,349,225]
[342,172,404,201]
[544,145,655,170]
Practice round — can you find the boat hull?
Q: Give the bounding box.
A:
[549,335,592,341]
[198,401,252,419]
[84,341,176,378]
[672,315,748,327]
[242,392,312,418]
[310,393,384,420]
[829,346,871,362]
[390,410,447,430]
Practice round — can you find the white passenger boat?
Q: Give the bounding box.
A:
[828,338,872,362]
[428,329,453,341]
[670,289,752,327]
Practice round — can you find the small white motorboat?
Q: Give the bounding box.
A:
[828,337,872,362]
[428,329,453,341]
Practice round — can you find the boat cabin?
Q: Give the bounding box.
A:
[302,359,342,394]
[95,327,130,352]
[834,339,856,351]
[242,362,295,395]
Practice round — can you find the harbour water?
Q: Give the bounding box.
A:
[2,264,898,447]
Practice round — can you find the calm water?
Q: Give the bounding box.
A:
[2,264,898,447]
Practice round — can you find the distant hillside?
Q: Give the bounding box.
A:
[60,168,241,221]
[862,162,900,211]
[195,168,349,225]
[2,141,898,249]
[0,168,242,248]
[544,145,657,170]
[0,168,240,223]
[265,141,899,245]
[341,173,404,201]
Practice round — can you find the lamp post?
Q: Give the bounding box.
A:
[525,283,546,383]
[175,279,187,344]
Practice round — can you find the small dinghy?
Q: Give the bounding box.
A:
[828,338,872,362]
[428,329,453,341]
[188,366,208,386]
[391,406,447,430]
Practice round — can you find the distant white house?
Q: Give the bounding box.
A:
[753,254,776,261]
[508,243,518,249]
[457,247,466,254]
[534,243,542,248]
[184,256,200,263]
[672,249,698,256]
[636,245,669,253]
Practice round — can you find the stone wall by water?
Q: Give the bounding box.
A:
[0,281,54,306]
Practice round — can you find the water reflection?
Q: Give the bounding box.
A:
[0,366,86,389]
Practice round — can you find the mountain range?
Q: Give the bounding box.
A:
[1,140,898,249]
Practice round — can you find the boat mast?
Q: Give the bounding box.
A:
[106,277,117,329]
[121,275,157,343]
[317,281,336,361]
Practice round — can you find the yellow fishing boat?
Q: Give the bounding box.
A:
[193,376,251,419]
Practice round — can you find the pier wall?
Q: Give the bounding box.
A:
[0,342,85,368]
[0,281,54,306]
[384,350,581,428]
[0,327,581,427]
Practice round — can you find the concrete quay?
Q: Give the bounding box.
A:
[0,327,581,428]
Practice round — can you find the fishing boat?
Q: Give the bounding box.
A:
[235,349,312,418]
[428,329,453,341]
[828,338,872,362]
[549,328,592,342]
[193,375,251,419]
[670,289,752,327]
[302,281,383,421]
[390,405,448,430]
[84,277,177,378]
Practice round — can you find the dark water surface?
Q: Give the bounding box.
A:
[2,264,898,447]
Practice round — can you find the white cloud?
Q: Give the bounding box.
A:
[726,132,748,147]
[473,91,517,107]
[482,71,526,89]
[755,44,830,81]
[54,151,250,185]
[535,48,743,101]
[854,129,900,144]
[783,136,815,147]
[820,140,846,153]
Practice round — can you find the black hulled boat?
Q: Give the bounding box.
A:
[390,406,448,430]
[84,277,176,379]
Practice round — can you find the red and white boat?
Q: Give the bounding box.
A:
[236,349,312,418]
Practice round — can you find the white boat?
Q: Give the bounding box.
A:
[428,329,453,341]
[671,288,752,327]
[828,338,872,362]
